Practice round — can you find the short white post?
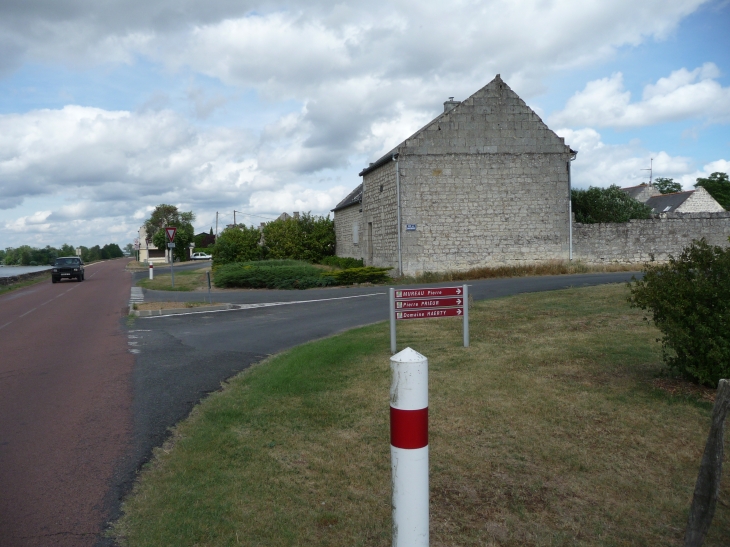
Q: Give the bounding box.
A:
[390,347,429,547]
[149,263,154,280]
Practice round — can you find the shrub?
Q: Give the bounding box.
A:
[262,213,335,263]
[628,239,730,386]
[572,185,652,223]
[213,225,264,265]
[319,256,364,269]
[323,266,392,285]
[214,260,335,290]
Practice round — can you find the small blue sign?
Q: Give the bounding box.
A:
[406,224,417,231]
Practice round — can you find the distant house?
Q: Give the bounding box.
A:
[644,187,725,214]
[332,75,576,276]
[620,184,661,203]
[137,226,168,264]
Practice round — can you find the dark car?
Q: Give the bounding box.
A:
[52,257,85,283]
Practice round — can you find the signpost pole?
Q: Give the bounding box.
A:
[390,288,396,355]
[463,284,469,347]
[169,244,175,288]
[207,271,212,304]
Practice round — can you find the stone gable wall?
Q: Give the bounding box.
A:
[677,187,726,213]
[573,212,730,263]
[333,204,363,259]
[398,153,570,274]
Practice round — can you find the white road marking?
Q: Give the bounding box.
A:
[141,292,387,319]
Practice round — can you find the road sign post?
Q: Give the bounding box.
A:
[207,271,212,304]
[390,285,469,353]
[165,227,177,288]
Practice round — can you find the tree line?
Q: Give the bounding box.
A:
[1,243,124,265]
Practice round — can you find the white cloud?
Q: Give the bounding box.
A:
[677,159,730,188]
[550,63,730,128]
[557,127,699,189]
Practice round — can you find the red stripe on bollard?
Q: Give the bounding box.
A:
[390,407,428,449]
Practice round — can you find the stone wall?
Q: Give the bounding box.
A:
[333,203,363,259]
[677,187,726,213]
[573,212,730,263]
[398,153,570,274]
[362,161,399,269]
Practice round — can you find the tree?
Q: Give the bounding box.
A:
[60,243,76,257]
[262,213,335,262]
[628,239,730,386]
[144,204,196,262]
[654,177,682,195]
[695,172,730,210]
[212,225,263,264]
[572,185,653,223]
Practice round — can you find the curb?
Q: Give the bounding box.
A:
[130,303,232,317]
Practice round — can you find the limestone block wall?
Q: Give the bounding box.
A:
[333,204,363,259]
[397,153,570,275]
[677,187,726,213]
[362,161,399,269]
[573,212,730,263]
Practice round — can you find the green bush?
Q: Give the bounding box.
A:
[628,239,730,386]
[323,266,392,285]
[262,213,335,263]
[572,185,653,223]
[213,225,264,265]
[214,260,335,290]
[319,256,364,269]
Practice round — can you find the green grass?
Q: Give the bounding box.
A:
[0,272,50,296]
[113,284,729,546]
[137,266,210,291]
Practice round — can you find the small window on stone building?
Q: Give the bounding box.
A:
[353,222,359,244]
[380,184,383,192]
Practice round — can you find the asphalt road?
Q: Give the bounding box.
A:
[0,259,133,547]
[0,261,641,546]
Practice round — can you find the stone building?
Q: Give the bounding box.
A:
[333,75,576,275]
[644,187,725,213]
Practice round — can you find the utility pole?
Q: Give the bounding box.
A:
[233,210,236,226]
[641,158,653,186]
[215,212,218,236]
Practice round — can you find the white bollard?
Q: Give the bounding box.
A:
[149,263,154,280]
[390,347,429,547]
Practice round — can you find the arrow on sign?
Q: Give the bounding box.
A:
[165,226,177,242]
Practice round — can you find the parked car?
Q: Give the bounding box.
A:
[191,252,212,261]
[52,257,84,283]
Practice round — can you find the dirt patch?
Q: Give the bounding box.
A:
[652,376,717,403]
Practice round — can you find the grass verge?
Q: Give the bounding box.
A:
[113,284,729,546]
[137,266,210,292]
[0,272,50,296]
[397,259,638,284]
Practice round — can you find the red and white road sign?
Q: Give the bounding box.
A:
[396,308,463,320]
[165,226,177,242]
[395,297,463,310]
[395,286,463,299]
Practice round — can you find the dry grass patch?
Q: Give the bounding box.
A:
[399,259,638,285]
[113,284,729,546]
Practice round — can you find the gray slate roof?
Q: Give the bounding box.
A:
[644,191,694,213]
[621,184,652,200]
[331,183,363,212]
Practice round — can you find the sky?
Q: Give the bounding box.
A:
[0,0,728,249]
